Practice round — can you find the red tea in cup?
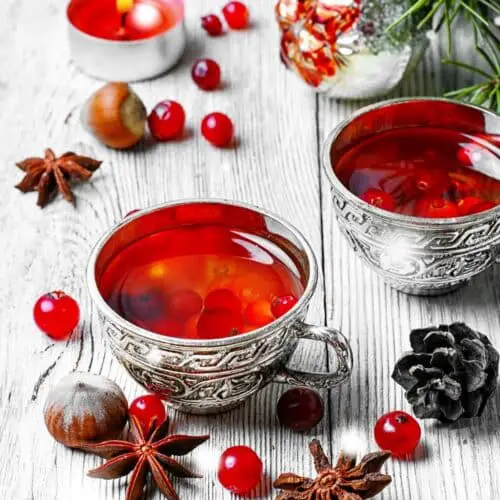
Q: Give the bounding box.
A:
[98,224,304,339]
[335,127,500,218]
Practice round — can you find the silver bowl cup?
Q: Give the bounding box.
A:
[87,200,353,414]
[323,98,500,296]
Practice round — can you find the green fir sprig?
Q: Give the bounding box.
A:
[389,0,500,112]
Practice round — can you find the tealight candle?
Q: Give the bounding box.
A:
[68,0,186,81]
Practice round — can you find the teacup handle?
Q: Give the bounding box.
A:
[274,322,353,389]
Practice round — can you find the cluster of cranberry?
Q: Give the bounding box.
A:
[359,145,497,218]
[147,2,250,148]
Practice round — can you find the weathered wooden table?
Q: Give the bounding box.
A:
[1,1,498,499]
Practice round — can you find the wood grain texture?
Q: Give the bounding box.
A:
[0,1,497,499]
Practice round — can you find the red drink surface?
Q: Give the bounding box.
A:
[334,127,500,218]
[68,0,180,41]
[98,225,304,339]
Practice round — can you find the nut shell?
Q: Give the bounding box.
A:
[44,372,129,448]
[82,82,147,149]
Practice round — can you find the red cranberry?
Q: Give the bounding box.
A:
[205,288,241,314]
[456,143,483,166]
[360,188,396,211]
[166,289,203,320]
[121,288,165,322]
[218,446,263,494]
[465,199,497,215]
[201,112,234,147]
[222,1,250,30]
[201,14,223,36]
[129,394,167,433]
[374,411,421,457]
[415,198,459,218]
[277,388,324,432]
[33,291,80,340]
[271,295,298,318]
[152,319,184,337]
[244,299,274,327]
[148,100,185,141]
[191,59,221,91]
[197,308,243,339]
[414,169,449,195]
[457,196,484,216]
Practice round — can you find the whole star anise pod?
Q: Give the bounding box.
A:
[15,148,102,207]
[81,415,209,500]
[274,439,392,499]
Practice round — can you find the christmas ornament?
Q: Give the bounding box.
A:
[392,323,499,422]
[44,372,128,448]
[274,439,392,499]
[275,0,428,98]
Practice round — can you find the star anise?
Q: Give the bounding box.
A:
[274,439,392,500]
[15,148,102,207]
[81,415,209,500]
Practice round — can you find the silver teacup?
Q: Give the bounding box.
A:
[323,98,500,296]
[87,200,353,414]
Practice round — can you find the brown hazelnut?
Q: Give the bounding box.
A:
[44,372,128,448]
[82,82,147,149]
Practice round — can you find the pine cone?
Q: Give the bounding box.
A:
[392,323,499,422]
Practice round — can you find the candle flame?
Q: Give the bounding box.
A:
[117,0,134,14]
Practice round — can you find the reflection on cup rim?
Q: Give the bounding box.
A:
[86,198,319,347]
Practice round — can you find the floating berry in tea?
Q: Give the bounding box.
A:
[205,288,241,314]
[374,411,421,457]
[457,196,485,216]
[166,289,203,320]
[222,1,250,30]
[98,225,304,339]
[148,100,185,141]
[271,294,298,318]
[218,446,263,494]
[277,388,324,432]
[197,308,243,339]
[244,299,274,327]
[415,198,459,219]
[33,291,80,340]
[467,200,496,214]
[129,394,167,433]
[335,127,500,218]
[201,14,223,36]
[201,112,234,147]
[360,188,396,211]
[120,288,165,323]
[192,59,221,91]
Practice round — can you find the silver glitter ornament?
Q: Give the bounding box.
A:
[276,0,428,98]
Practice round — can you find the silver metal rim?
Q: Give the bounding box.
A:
[322,97,500,227]
[86,198,319,348]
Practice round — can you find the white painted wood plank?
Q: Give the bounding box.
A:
[0,1,330,499]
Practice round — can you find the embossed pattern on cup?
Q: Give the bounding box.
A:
[87,200,353,414]
[323,98,500,295]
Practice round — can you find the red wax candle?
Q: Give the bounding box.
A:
[68,0,180,41]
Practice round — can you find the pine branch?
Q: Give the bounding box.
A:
[387,0,500,112]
